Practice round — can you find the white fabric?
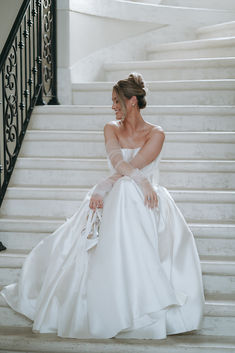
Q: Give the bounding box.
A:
[105,137,157,201]
[0,147,205,339]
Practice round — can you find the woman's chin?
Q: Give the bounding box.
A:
[115,114,123,120]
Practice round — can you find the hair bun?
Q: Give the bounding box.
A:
[128,72,146,96]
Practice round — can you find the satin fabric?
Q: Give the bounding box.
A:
[1,148,205,339]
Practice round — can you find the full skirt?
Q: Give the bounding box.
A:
[1,176,205,339]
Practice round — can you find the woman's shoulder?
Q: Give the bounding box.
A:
[104,121,165,140]
[104,121,122,134]
[145,122,165,138]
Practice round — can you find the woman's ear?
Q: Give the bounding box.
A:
[130,96,137,106]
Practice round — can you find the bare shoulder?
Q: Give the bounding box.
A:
[103,121,121,140]
[147,123,165,139]
[104,120,120,132]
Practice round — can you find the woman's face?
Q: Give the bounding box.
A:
[112,90,124,120]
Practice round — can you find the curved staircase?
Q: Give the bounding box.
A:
[0,1,235,351]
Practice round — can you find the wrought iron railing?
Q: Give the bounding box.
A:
[0,0,58,207]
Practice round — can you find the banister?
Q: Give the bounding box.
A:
[0,0,59,208]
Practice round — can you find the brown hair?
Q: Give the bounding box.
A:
[113,72,147,117]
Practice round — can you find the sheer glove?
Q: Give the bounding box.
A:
[89,173,122,210]
[104,125,162,208]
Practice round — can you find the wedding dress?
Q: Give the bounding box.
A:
[0,146,205,339]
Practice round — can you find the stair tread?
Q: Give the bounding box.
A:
[0,327,235,351]
[14,157,235,173]
[0,281,234,307]
[148,36,235,52]
[24,130,235,143]
[26,130,235,134]
[1,216,235,224]
[1,249,234,263]
[104,56,235,67]
[72,79,235,88]
[15,157,235,162]
[34,104,235,108]
[4,186,235,195]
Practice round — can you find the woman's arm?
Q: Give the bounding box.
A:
[104,123,165,172]
[89,123,164,210]
[129,127,165,169]
[104,123,159,208]
[89,172,122,210]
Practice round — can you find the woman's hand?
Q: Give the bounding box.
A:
[89,194,104,210]
[143,183,158,209]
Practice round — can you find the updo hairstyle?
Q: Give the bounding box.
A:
[113,72,147,117]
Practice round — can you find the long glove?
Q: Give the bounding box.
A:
[91,172,123,199]
[90,124,164,205]
[103,123,165,207]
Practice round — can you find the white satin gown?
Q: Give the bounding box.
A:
[1,147,205,339]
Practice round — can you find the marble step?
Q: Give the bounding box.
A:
[0,219,234,259]
[29,105,235,132]
[0,187,234,222]
[197,21,235,40]
[104,58,235,82]
[0,253,235,304]
[0,217,233,237]
[1,231,235,259]
[10,157,235,190]
[0,299,235,338]
[130,0,161,4]
[162,0,235,11]
[72,80,235,105]
[147,37,235,60]
[56,0,235,27]
[1,251,234,271]
[0,273,233,302]
[0,328,234,353]
[19,130,235,160]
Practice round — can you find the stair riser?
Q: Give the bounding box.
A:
[10,168,235,190]
[0,306,234,338]
[105,66,235,82]
[0,268,234,298]
[1,232,235,258]
[19,140,235,160]
[196,238,235,258]
[198,316,235,336]
[148,46,235,60]
[0,307,32,328]
[0,199,234,222]
[203,274,235,297]
[0,232,47,251]
[29,113,235,132]
[160,172,235,190]
[72,89,235,105]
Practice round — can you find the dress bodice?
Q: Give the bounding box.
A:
[107,147,162,185]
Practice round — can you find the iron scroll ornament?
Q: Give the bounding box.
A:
[0,0,59,207]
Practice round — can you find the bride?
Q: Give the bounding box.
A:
[1,73,205,339]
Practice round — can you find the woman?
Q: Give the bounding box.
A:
[1,73,205,339]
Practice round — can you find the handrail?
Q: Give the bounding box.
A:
[0,0,59,207]
[0,0,31,71]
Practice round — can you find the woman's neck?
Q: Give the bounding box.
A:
[122,110,145,133]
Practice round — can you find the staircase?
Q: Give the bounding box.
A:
[0,4,235,353]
